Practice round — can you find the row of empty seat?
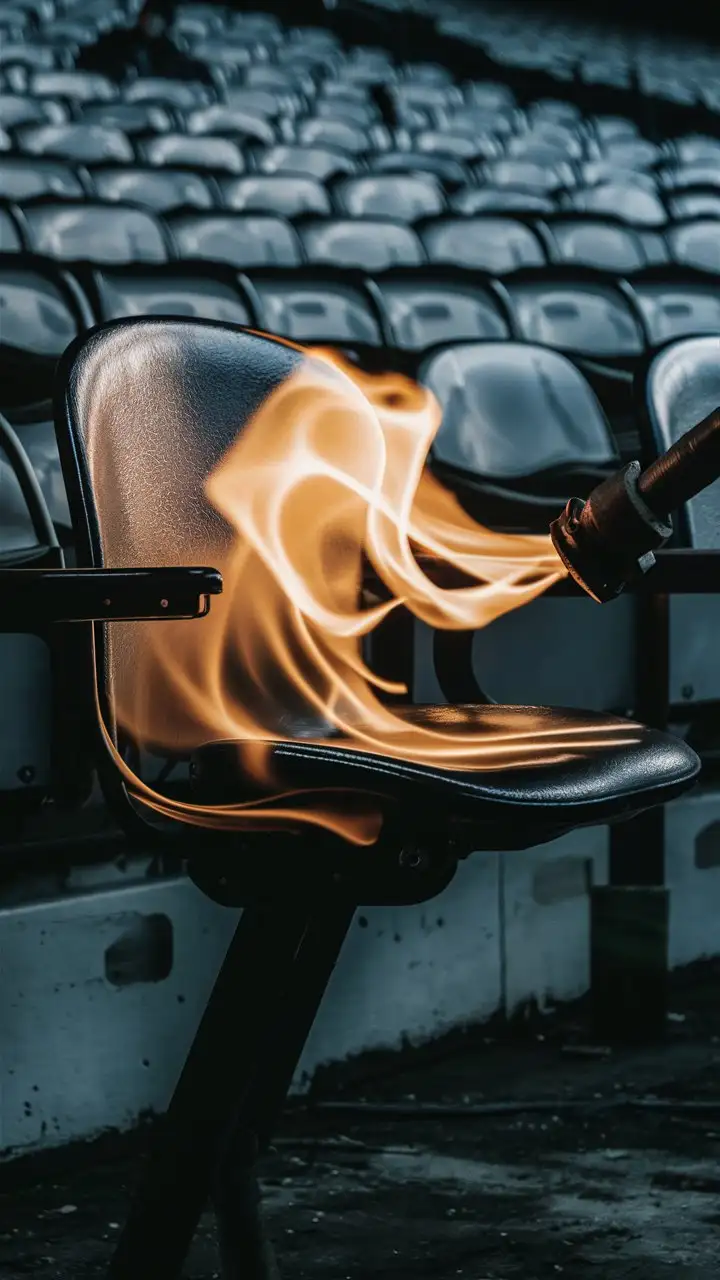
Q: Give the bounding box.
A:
[2,198,718,277]
[4,256,720,397]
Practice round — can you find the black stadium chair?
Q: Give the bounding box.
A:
[51,317,699,1279]
[2,2,720,1261]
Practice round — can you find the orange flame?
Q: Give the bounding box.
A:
[102,345,632,844]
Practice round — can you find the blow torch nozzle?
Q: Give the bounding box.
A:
[550,406,720,603]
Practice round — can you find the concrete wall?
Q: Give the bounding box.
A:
[1,789,719,1158]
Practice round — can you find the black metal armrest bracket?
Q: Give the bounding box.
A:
[0,566,223,629]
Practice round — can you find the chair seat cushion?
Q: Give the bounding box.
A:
[192,704,699,833]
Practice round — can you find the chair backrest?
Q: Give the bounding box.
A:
[646,335,720,548]
[54,317,303,795]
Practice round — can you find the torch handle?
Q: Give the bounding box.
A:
[638,406,720,518]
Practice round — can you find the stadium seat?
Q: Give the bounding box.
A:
[167,212,302,267]
[89,165,217,212]
[248,274,383,346]
[421,216,547,272]
[0,158,87,200]
[503,272,646,360]
[86,264,254,326]
[422,340,619,519]
[20,200,170,263]
[16,123,134,164]
[300,218,424,270]
[629,270,720,345]
[0,259,92,407]
[221,175,330,217]
[373,275,511,350]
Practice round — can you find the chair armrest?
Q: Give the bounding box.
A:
[0,566,223,629]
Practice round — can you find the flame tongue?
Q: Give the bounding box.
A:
[106,344,633,844]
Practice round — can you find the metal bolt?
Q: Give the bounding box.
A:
[399,848,425,870]
[160,599,169,609]
[103,598,111,607]
[17,765,36,785]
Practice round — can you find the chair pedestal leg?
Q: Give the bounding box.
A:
[106,899,354,1280]
[212,906,356,1280]
[214,1145,281,1280]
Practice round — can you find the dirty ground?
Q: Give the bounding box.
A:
[1,976,720,1279]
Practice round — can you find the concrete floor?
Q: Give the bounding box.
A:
[1,981,720,1280]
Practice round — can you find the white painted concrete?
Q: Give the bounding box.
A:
[0,788,719,1156]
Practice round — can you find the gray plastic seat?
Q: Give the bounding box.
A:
[646,336,720,549]
[300,219,423,271]
[421,341,618,485]
[313,97,379,128]
[0,206,23,253]
[0,262,89,407]
[421,217,546,273]
[249,279,382,346]
[342,48,396,84]
[90,166,216,213]
[21,201,169,264]
[90,267,253,326]
[30,70,117,102]
[185,106,275,148]
[505,279,645,358]
[438,107,515,139]
[244,64,314,98]
[630,277,720,345]
[645,336,720,705]
[0,93,67,129]
[76,102,173,136]
[581,160,659,190]
[142,135,245,175]
[221,176,330,218]
[412,129,501,162]
[527,99,583,128]
[508,125,584,161]
[545,219,667,272]
[295,117,390,155]
[0,432,44,553]
[479,158,575,195]
[168,214,302,267]
[222,87,292,119]
[400,61,455,86]
[122,77,216,109]
[668,193,720,220]
[369,150,470,186]
[374,279,510,350]
[0,157,85,201]
[591,116,640,145]
[8,412,70,529]
[17,123,134,164]
[189,38,256,71]
[333,174,445,221]
[464,81,517,111]
[561,183,667,227]
[671,136,720,166]
[0,44,59,70]
[255,146,357,181]
[599,138,662,169]
[392,82,463,112]
[451,188,555,215]
[667,220,720,274]
[659,164,720,192]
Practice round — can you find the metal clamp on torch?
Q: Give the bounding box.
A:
[550,406,720,602]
